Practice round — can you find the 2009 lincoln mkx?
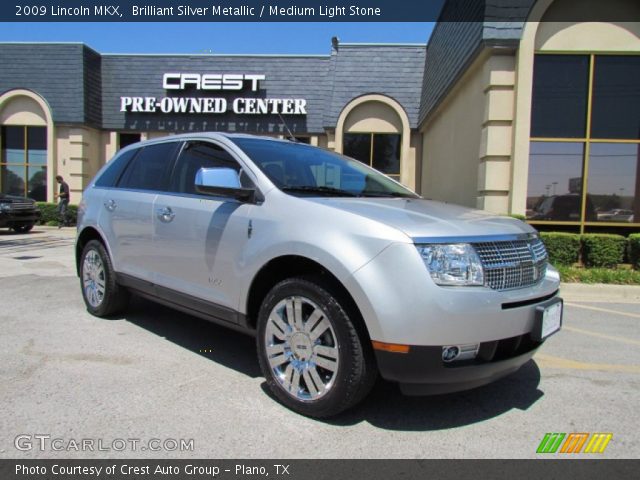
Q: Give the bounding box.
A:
[75,133,562,417]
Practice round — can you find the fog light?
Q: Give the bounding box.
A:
[442,346,460,362]
[442,344,480,363]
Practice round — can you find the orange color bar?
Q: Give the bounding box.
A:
[560,433,589,453]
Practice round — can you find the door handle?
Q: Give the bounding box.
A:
[104,199,117,212]
[156,206,175,223]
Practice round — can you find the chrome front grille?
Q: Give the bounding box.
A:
[11,202,35,210]
[473,237,548,291]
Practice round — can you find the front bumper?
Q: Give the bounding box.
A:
[345,241,563,395]
[0,210,41,227]
[375,332,543,395]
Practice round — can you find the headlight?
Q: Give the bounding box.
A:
[416,243,484,286]
[0,203,11,211]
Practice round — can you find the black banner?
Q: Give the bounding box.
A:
[4,0,448,22]
[1,459,638,480]
[2,0,639,23]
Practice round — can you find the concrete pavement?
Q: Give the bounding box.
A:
[0,227,638,459]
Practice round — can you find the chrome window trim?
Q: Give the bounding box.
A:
[91,185,258,204]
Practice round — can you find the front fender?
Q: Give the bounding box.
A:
[236,238,400,316]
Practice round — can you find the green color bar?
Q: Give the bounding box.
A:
[537,433,566,453]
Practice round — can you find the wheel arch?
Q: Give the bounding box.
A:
[245,255,372,342]
[75,226,110,276]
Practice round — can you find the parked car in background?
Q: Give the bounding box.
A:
[529,194,597,222]
[597,209,634,223]
[76,133,562,417]
[0,194,41,233]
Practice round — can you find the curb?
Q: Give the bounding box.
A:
[37,225,76,230]
[560,283,640,303]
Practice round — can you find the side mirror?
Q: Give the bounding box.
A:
[194,167,255,202]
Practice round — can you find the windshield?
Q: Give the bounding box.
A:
[231,138,419,198]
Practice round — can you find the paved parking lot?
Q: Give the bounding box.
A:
[1,227,639,458]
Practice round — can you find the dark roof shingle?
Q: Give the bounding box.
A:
[419,0,536,124]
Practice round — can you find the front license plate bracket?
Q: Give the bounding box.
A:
[531,297,563,342]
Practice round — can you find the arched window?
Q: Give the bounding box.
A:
[0,92,51,201]
[512,0,640,233]
[336,94,412,187]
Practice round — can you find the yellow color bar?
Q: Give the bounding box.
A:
[584,433,613,454]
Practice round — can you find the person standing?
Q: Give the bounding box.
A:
[54,175,70,228]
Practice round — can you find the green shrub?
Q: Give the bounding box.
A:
[539,232,581,266]
[509,213,526,221]
[629,234,640,270]
[581,234,627,268]
[36,202,77,225]
[557,265,640,285]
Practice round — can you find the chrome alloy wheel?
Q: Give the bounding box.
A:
[82,250,106,308]
[264,296,339,401]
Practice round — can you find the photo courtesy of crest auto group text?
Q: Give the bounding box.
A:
[0,0,638,478]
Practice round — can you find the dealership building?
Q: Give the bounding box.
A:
[0,0,638,233]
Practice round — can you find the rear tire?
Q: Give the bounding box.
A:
[12,224,33,233]
[256,276,377,418]
[80,240,129,317]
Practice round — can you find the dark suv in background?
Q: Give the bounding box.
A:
[529,194,597,222]
[0,194,41,233]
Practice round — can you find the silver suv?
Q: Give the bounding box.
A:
[76,133,562,417]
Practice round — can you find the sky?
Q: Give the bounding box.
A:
[0,22,435,54]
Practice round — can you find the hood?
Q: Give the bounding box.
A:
[0,193,35,203]
[306,197,535,240]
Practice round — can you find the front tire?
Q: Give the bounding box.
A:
[80,240,129,317]
[257,276,377,418]
[12,224,33,233]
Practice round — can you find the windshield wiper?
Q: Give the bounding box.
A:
[281,186,358,197]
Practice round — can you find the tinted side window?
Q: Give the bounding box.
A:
[117,142,178,191]
[169,141,242,194]
[95,148,139,188]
